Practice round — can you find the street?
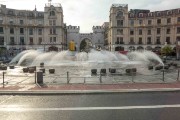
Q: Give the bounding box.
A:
[0,92,180,120]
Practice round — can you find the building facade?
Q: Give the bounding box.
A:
[0,3,67,55]
[108,4,180,52]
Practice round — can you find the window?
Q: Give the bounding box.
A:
[167,18,171,24]
[20,28,24,34]
[50,37,53,43]
[50,11,55,16]
[130,37,134,44]
[116,37,120,44]
[38,29,42,35]
[9,18,13,24]
[139,20,143,25]
[117,29,123,35]
[10,37,15,45]
[29,37,33,45]
[130,20,134,26]
[49,20,52,25]
[157,12,161,17]
[167,28,171,34]
[157,28,161,34]
[147,37,151,44]
[29,28,33,35]
[38,37,42,45]
[139,13,143,17]
[157,19,161,24]
[0,17,3,24]
[177,17,180,22]
[0,36,4,45]
[177,27,180,33]
[166,37,171,44]
[130,29,134,35]
[50,28,56,34]
[0,27,3,33]
[148,20,152,25]
[53,37,56,43]
[139,37,143,44]
[20,20,23,24]
[53,20,56,26]
[120,37,124,44]
[156,37,161,44]
[20,37,25,45]
[148,30,151,35]
[139,29,142,35]
[10,28,14,34]
[117,11,123,17]
[117,20,123,26]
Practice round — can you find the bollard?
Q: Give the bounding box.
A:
[67,72,69,84]
[37,71,43,84]
[162,69,165,82]
[35,71,36,84]
[177,69,180,81]
[131,70,134,83]
[3,72,5,88]
[99,73,102,83]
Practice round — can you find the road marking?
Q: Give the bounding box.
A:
[1,104,180,111]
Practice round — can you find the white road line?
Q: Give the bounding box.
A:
[1,104,180,111]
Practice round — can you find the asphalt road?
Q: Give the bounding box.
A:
[1,92,180,120]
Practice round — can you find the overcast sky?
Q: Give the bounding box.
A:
[3,0,180,33]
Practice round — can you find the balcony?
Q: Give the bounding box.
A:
[9,42,16,45]
[156,42,161,45]
[120,42,124,44]
[29,42,34,45]
[129,42,135,45]
[138,42,143,45]
[147,42,152,45]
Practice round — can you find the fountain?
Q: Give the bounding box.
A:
[9,49,164,76]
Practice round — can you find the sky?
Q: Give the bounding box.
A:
[3,0,180,33]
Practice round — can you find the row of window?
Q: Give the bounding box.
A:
[0,36,57,45]
[0,9,55,17]
[129,10,180,18]
[117,17,180,26]
[117,27,180,35]
[0,27,57,35]
[115,37,172,45]
[0,19,57,26]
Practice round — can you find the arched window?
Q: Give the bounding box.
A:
[50,11,55,16]
[148,12,153,17]
[130,13,134,17]
[117,11,123,17]
[139,13,143,17]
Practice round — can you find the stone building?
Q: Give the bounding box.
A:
[66,25,104,51]
[0,3,67,54]
[108,4,180,52]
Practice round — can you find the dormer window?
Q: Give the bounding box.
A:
[139,13,143,17]
[157,12,161,17]
[148,12,153,17]
[8,10,13,15]
[167,11,172,15]
[130,13,134,17]
[50,11,55,16]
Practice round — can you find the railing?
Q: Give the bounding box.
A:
[1,66,179,86]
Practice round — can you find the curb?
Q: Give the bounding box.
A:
[0,88,180,95]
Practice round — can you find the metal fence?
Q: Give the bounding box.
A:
[0,67,179,86]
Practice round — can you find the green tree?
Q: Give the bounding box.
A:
[161,45,173,57]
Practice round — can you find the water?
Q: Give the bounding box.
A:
[9,49,163,75]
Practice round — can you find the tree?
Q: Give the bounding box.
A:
[161,45,173,57]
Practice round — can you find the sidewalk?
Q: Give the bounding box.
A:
[1,82,180,94]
